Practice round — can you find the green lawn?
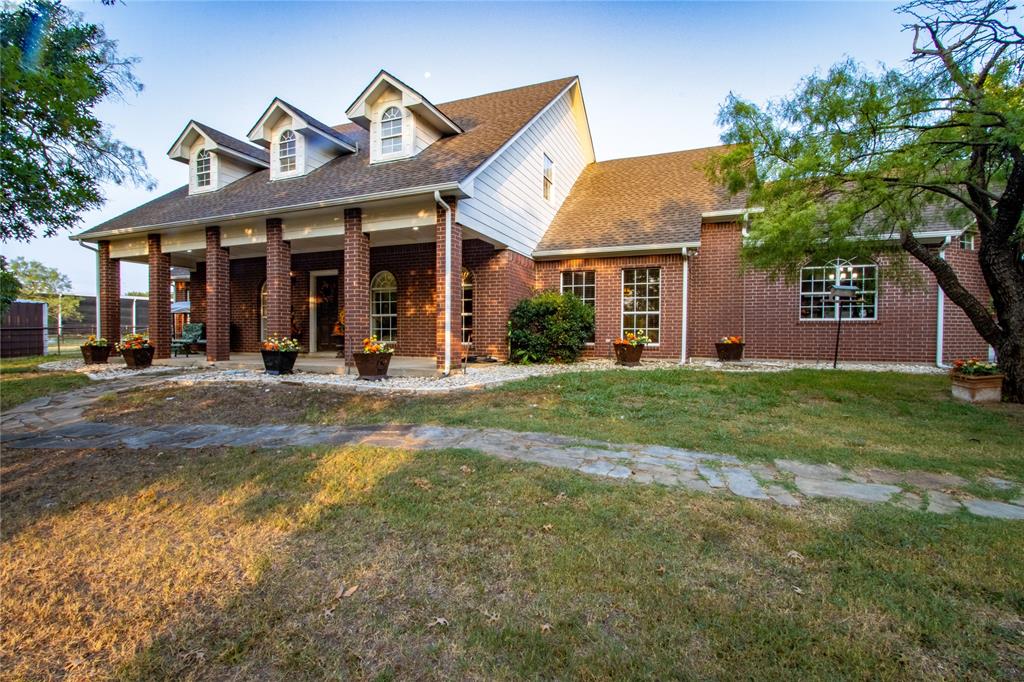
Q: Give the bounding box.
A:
[2,444,1021,680]
[0,352,89,411]
[98,368,1024,481]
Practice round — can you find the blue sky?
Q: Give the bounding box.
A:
[5,1,912,294]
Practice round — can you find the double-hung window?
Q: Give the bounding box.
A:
[461,268,474,345]
[278,130,297,172]
[195,149,211,187]
[370,271,398,342]
[561,270,595,341]
[799,259,878,320]
[621,268,660,343]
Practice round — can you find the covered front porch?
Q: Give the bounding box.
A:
[92,193,529,375]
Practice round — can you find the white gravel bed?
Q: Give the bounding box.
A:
[167,359,683,393]
[36,358,181,380]
[159,356,948,394]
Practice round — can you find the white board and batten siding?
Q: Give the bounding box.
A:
[458,84,594,256]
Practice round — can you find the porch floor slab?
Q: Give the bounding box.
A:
[155,352,438,377]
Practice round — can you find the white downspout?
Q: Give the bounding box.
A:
[434,191,453,376]
[935,236,949,368]
[78,242,100,337]
[680,247,689,364]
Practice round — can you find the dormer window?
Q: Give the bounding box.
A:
[279,130,297,172]
[195,149,211,187]
[381,107,403,154]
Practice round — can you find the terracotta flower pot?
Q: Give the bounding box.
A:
[715,342,745,362]
[80,345,111,364]
[261,349,299,375]
[121,346,155,369]
[950,372,1003,403]
[353,352,392,380]
[614,343,644,366]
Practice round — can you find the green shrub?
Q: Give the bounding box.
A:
[507,291,594,363]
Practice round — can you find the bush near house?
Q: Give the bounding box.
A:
[508,291,594,364]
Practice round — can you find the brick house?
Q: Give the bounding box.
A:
[73,71,988,370]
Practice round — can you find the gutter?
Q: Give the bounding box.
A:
[71,181,467,242]
[434,191,453,376]
[935,236,950,368]
[533,242,700,260]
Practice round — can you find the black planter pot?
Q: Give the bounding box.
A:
[121,346,155,368]
[353,352,392,380]
[81,345,111,364]
[613,343,645,366]
[715,342,745,362]
[261,349,299,375]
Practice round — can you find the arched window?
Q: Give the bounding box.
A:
[461,268,474,345]
[370,270,398,343]
[380,106,403,154]
[259,281,268,340]
[195,149,211,187]
[799,258,878,320]
[279,130,296,172]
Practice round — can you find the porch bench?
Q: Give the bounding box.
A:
[172,323,206,357]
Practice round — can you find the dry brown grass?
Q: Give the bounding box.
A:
[1,444,1021,680]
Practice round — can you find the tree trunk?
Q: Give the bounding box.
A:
[995,335,1024,404]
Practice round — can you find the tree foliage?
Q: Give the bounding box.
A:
[713,0,1024,400]
[508,291,595,364]
[8,257,81,324]
[0,0,154,243]
[0,256,22,317]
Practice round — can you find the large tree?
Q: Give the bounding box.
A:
[713,0,1024,400]
[0,0,153,243]
[8,257,81,325]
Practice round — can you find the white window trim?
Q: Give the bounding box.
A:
[308,269,338,351]
[277,130,298,176]
[620,267,661,346]
[378,106,405,161]
[542,153,554,201]
[561,269,596,343]
[798,260,879,322]
[193,148,213,192]
[461,268,473,346]
[370,270,398,343]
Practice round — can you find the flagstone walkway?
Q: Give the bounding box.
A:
[3,376,1022,520]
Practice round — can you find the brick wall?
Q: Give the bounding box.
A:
[147,234,171,359]
[265,218,292,338]
[343,208,369,363]
[204,227,230,361]
[535,253,685,361]
[688,221,988,363]
[98,241,121,340]
[941,242,991,362]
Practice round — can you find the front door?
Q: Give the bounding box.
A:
[315,275,338,352]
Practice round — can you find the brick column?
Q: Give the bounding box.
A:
[435,197,461,370]
[98,240,121,341]
[343,208,369,364]
[205,226,230,361]
[265,218,291,338]
[147,234,171,359]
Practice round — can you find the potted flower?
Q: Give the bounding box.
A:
[117,333,155,368]
[80,335,111,364]
[715,335,745,362]
[950,358,1003,402]
[261,336,301,375]
[613,331,651,366]
[353,335,394,380]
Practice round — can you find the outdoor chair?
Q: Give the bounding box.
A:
[172,323,206,357]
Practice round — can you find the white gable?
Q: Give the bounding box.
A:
[167,121,268,195]
[247,99,356,180]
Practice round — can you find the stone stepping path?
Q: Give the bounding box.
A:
[3,376,1023,520]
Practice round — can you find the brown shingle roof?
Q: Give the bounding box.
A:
[78,76,577,238]
[536,145,749,252]
[192,122,270,164]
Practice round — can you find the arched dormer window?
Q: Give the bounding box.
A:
[370,270,398,343]
[380,107,403,155]
[279,130,297,172]
[195,149,211,187]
